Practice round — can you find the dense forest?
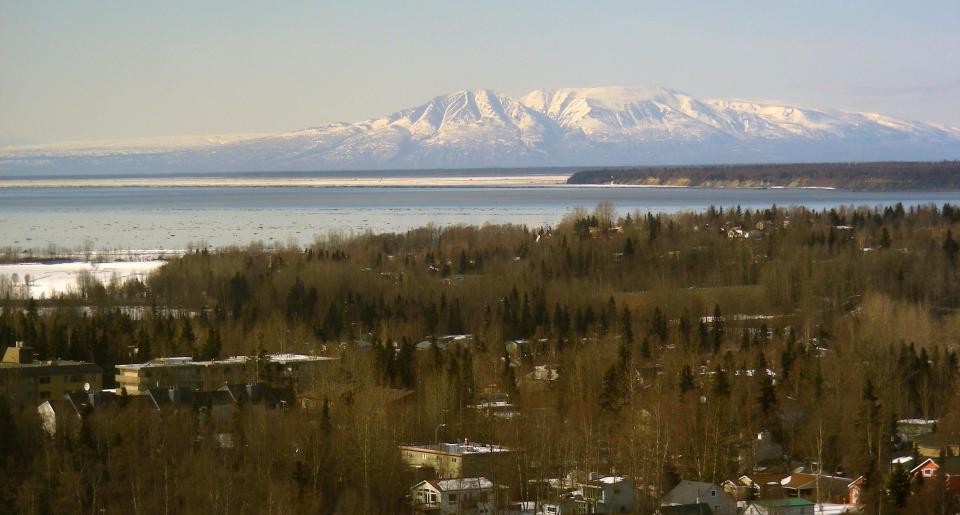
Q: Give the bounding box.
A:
[3,202,960,514]
[567,161,960,190]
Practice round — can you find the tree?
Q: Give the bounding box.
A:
[944,230,959,265]
[887,463,911,508]
[710,304,724,353]
[599,341,631,412]
[679,365,695,396]
[621,307,634,346]
[180,319,196,357]
[200,327,222,361]
[880,227,892,249]
[711,365,731,397]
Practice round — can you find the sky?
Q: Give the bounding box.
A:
[1,1,959,147]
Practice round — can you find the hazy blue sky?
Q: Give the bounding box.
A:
[2,1,958,146]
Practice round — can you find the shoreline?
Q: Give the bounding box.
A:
[0,175,849,190]
[0,175,572,189]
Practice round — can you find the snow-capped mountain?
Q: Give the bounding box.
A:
[3,86,959,175]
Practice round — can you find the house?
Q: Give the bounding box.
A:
[846,476,865,506]
[38,389,122,436]
[578,475,636,513]
[540,474,636,514]
[742,498,815,515]
[909,457,960,490]
[471,392,519,419]
[729,473,791,500]
[540,493,584,515]
[400,440,513,479]
[720,479,748,501]
[912,432,960,459]
[779,473,852,504]
[661,480,736,515]
[0,342,102,409]
[410,477,495,514]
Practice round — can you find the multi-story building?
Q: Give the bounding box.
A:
[0,342,102,409]
[400,440,513,479]
[115,354,336,395]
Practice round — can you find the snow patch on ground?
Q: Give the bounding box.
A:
[0,261,166,298]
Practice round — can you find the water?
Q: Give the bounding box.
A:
[1,186,958,250]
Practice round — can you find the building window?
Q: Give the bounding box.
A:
[923,469,933,477]
[69,375,84,382]
[38,376,51,384]
[449,494,458,504]
[711,489,716,496]
[39,391,50,399]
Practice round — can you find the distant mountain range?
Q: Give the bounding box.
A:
[3,86,960,176]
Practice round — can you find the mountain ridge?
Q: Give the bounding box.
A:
[3,86,959,175]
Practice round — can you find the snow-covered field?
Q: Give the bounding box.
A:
[0,260,166,298]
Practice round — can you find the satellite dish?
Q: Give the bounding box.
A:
[83,382,91,392]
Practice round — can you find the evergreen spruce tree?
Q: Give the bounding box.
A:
[710,304,724,353]
[679,365,695,396]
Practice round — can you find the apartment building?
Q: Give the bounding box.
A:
[0,342,102,409]
[400,440,513,479]
[115,353,335,395]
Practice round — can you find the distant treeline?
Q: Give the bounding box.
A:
[567,161,960,190]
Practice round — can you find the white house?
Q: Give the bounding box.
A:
[411,477,495,514]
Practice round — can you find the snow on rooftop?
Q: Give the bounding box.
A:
[265,353,336,362]
[898,418,937,425]
[405,442,512,454]
[119,353,333,369]
[433,477,493,491]
[597,476,626,484]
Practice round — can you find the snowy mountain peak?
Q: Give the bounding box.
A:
[2,86,959,175]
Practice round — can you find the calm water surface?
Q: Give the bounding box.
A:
[2,186,958,250]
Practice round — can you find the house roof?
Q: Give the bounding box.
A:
[400,441,512,455]
[740,473,789,487]
[911,457,960,476]
[219,383,293,406]
[910,458,939,474]
[64,390,116,416]
[748,497,815,508]
[0,360,101,377]
[662,480,728,505]
[780,473,851,494]
[425,477,493,492]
